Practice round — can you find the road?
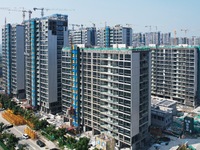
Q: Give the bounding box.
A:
[0,111,58,150]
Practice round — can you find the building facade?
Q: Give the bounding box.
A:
[62,46,151,149]
[69,27,96,47]
[133,32,171,47]
[151,45,200,107]
[24,14,68,113]
[2,24,25,98]
[96,25,132,47]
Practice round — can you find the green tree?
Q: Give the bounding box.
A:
[65,136,77,149]
[34,119,49,130]
[54,128,66,139]
[75,137,90,150]
[1,133,19,150]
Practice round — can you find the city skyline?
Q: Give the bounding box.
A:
[0,0,200,43]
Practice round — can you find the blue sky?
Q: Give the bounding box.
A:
[0,0,200,41]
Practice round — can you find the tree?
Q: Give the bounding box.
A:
[75,137,90,150]
[2,133,19,150]
[65,136,77,149]
[54,128,66,139]
[34,119,49,130]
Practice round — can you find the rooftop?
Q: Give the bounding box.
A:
[152,97,177,107]
[62,46,150,52]
[96,133,114,141]
[149,44,199,49]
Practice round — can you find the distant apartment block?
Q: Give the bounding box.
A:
[2,24,25,98]
[97,25,132,47]
[144,32,161,46]
[133,32,171,47]
[69,27,96,47]
[160,33,171,45]
[62,45,151,149]
[132,33,145,47]
[24,14,68,113]
[151,45,200,107]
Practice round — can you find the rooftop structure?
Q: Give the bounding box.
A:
[151,96,177,115]
[95,133,115,150]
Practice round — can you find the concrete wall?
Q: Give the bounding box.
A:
[148,51,152,126]
[131,52,140,136]
[48,31,57,103]
[16,25,25,91]
[151,110,172,129]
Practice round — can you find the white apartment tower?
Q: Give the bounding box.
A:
[24,14,68,113]
[69,27,96,46]
[62,46,151,149]
[97,25,132,47]
[2,24,25,98]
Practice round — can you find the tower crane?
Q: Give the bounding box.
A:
[22,10,32,22]
[33,7,75,17]
[69,24,80,30]
[181,29,188,36]
[174,30,177,45]
[0,7,32,23]
[33,8,44,17]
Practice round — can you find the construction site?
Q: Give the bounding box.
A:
[150,98,200,150]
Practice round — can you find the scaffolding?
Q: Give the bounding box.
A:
[24,126,37,139]
[2,109,26,125]
[66,45,80,131]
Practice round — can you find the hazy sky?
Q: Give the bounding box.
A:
[0,0,200,42]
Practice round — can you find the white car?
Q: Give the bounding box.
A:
[22,134,29,139]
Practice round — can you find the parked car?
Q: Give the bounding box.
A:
[36,140,45,147]
[4,124,13,129]
[22,134,29,139]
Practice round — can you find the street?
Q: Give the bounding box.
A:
[0,111,58,150]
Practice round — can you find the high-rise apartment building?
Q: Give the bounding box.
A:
[160,33,171,45]
[62,46,151,149]
[151,45,200,107]
[69,27,96,47]
[144,32,161,46]
[132,33,145,47]
[133,32,171,47]
[2,24,25,98]
[24,14,68,113]
[97,25,132,47]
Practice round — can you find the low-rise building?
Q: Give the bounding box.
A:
[95,133,115,150]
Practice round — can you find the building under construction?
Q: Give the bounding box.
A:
[24,14,68,113]
[151,45,200,107]
[62,45,151,150]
